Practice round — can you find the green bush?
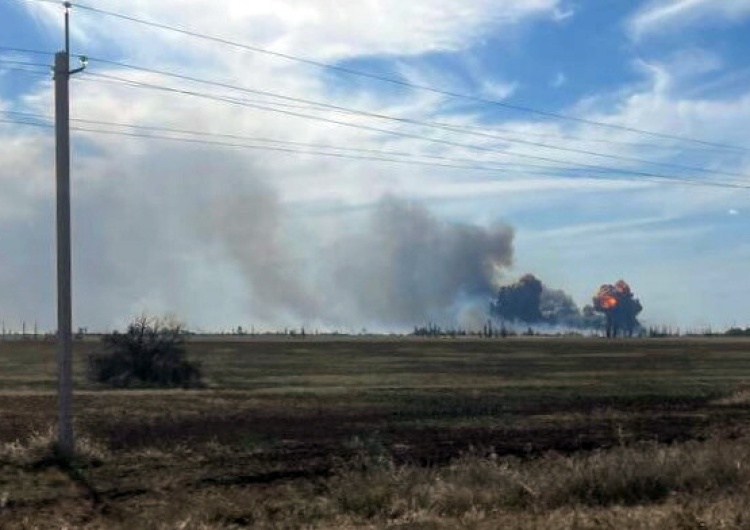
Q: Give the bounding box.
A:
[87,316,202,388]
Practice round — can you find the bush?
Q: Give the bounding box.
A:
[87,316,202,388]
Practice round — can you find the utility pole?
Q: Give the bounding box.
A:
[54,1,85,457]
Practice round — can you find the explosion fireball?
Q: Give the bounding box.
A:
[593,280,643,338]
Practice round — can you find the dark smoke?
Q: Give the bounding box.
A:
[491,274,544,324]
[490,274,601,329]
[540,287,585,326]
[329,196,515,326]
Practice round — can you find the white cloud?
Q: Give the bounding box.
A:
[628,48,723,96]
[629,0,750,39]
[660,48,723,79]
[29,0,562,62]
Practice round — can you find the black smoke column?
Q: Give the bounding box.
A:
[491,274,544,324]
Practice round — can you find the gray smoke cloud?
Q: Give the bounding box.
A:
[491,273,601,329]
[203,180,322,323]
[0,133,515,332]
[205,192,515,329]
[540,287,584,326]
[327,196,514,326]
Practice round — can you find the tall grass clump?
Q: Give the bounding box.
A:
[0,427,108,468]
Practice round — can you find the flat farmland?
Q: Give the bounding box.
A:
[2,337,750,529]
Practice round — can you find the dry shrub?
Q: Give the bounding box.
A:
[88,316,202,389]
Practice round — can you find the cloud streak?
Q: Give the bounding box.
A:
[629,0,750,39]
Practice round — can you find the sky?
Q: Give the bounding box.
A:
[0,0,749,332]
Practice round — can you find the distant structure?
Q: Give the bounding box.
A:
[593,280,643,338]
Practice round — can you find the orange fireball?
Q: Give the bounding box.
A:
[601,295,618,309]
[594,284,619,311]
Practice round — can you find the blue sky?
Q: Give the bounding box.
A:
[0,0,749,332]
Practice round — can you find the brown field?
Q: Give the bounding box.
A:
[2,336,750,529]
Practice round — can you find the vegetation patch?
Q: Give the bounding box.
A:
[87,316,203,389]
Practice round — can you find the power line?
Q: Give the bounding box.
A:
[0,56,53,78]
[0,117,53,128]
[78,67,342,115]
[0,56,53,81]
[69,1,750,152]
[0,58,51,69]
[76,72,653,172]
[82,58,750,181]
[63,132,750,188]
[11,2,750,159]
[0,45,55,56]
[0,109,618,176]
[0,8,750,159]
[2,114,748,190]
[453,122,749,153]
[0,44,737,154]
[0,116,604,178]
[13,0,60,5]
[83,59,747,155]
[0,109,627,176]
[76,72,750,188]
[0,65,53,77]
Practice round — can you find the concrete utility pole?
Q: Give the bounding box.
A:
[54,1,85,457]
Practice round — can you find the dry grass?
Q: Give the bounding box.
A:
[0,426,108,468]
[5,432,750,529]
[347,438,748,513]
[712,386,750,406]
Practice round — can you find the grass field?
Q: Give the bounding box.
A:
[2,336,750,528]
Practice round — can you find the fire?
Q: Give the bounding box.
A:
[601,295,618,309]
[594,284,619,311]
[592,279,643,338]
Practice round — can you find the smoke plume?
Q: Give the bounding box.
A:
[490,274,601,329]
[491,274,544,324]
[208,193,515,329]
[328,196,514,326]
[204,180,321,322]
[540,286,584,326]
